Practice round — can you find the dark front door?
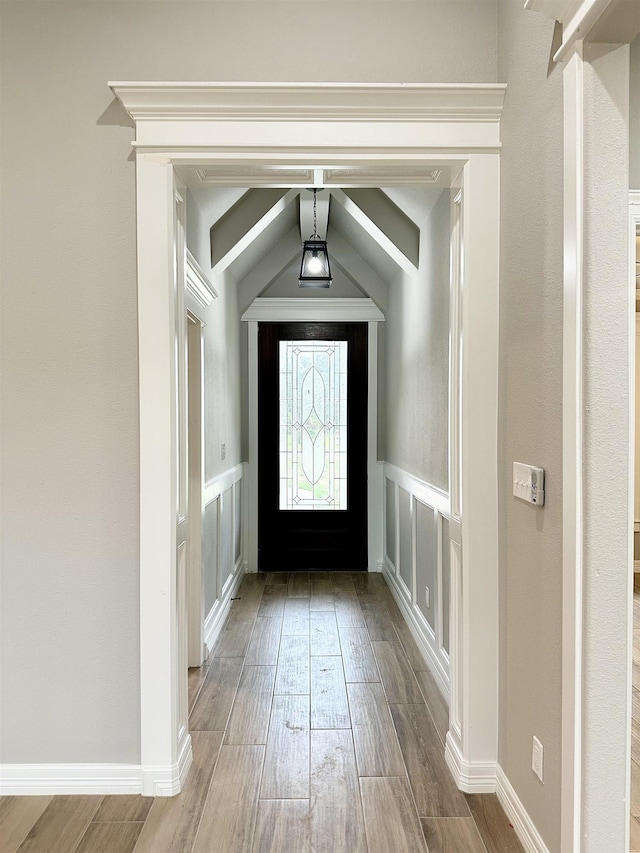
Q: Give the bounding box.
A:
[258,322,368,572]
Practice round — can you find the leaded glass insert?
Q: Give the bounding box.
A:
[279,340,347,510]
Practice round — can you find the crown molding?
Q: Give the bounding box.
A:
[109,82,506,124]
[186,250,217,308]
[241,297,384,323]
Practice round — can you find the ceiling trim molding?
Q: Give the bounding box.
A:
[524,0,639,62]
[109,83,506,155]
[241,297,384,323]
[324,167,443,186]
[109,82,506,123]
[196,167,315,186]
[186,250,217,308]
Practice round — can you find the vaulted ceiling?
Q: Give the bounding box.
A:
[187,183,445,313]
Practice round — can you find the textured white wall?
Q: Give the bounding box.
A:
[384,189,451,490]
[631,34,640,189]
[497,5,564,850]
[187,191,243,483]
[0,0,497,765]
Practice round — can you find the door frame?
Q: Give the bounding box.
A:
[186,311,205,667]
[110,81,504,796]
[242,298,384,574]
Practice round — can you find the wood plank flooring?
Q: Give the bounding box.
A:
[1,572,523,853]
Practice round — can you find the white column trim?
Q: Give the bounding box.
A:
[561,45,585,853]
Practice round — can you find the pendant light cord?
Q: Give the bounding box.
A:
[312,188,318,239]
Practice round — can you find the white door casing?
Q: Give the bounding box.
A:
[111,82,504,795]
[186,312,205,668]
[240,297,384,575]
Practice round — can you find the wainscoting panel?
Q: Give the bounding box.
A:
[415,500,436,631]
[234,480,242,565]
[398,488,412,595]
[385,478,397,568]
[382,463,451,697]
[203,498,218,616]
[220,487,234,595]
[441,516,451,656]
[203,464,245,655]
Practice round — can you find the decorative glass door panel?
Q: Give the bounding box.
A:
[259,322,367,571]
[279,340,347,511]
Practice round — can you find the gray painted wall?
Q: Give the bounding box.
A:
[0,0,497,765]
[383,189,451,490]
[497,6,564,850]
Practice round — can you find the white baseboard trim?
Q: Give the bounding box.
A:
[1,735,196,797]
[0,763,144,796]
[143,731,193,797]
[445,732,497,793]
[203,564,245,656]
[382,560,450,701]
[496,765,551,853]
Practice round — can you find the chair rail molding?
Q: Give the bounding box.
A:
[186,249,217,309]
[113,81,503,800]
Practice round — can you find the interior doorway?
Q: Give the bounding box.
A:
[258,321,368,571]
[111,81,504,798]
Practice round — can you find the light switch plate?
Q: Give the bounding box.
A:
[513,462,545,506]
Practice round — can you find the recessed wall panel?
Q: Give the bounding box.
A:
[234,481,242,564]
[415,500,436,628]
[221,487,234,590]
[385,479,396,565]
[441,516,450,654]
[398,488,412,592]
[203,497,218,615]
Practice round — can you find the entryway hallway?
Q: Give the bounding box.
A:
[3,572,523,853]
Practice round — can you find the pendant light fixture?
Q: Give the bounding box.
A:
[298,188,332,288]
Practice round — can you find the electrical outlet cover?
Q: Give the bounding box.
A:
[532,736,544,782]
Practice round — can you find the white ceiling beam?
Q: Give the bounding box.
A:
[211,188,298,277]
[330,188,418,276]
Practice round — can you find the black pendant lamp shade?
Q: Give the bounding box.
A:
[299,189,332,288]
